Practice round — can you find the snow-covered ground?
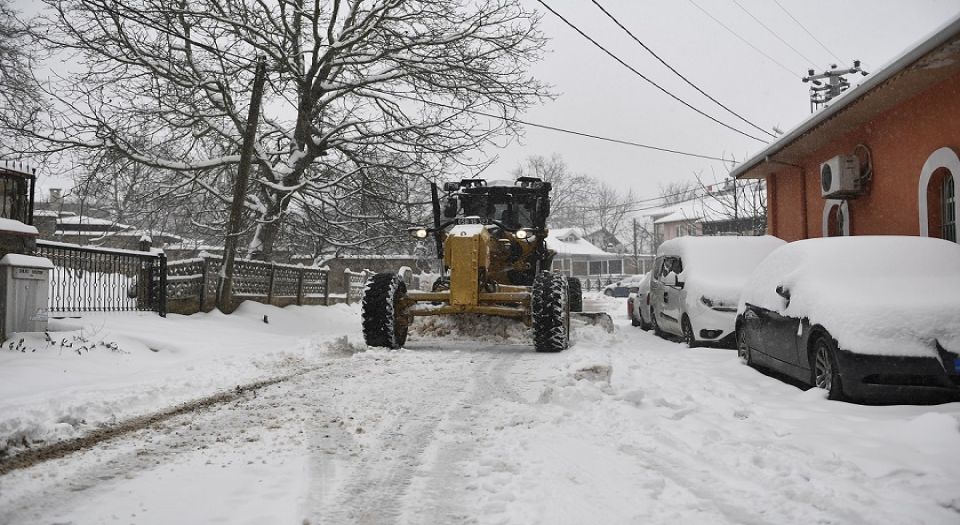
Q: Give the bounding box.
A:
[1,295,959,524]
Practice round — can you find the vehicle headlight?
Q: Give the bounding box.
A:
[701,295,736,312]
[515,229,531,239]
[411,228,429,239]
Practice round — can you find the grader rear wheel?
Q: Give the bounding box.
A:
[362,273,410,349]
[532,272,570,353]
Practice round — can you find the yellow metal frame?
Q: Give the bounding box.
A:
[400,226,535,325]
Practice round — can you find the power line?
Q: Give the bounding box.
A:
[373,89,739,163]
[687,0,800,79]
[534,0,769,144]
[731,0,819,66]
[589,0,776,139]
[771,0,844,64]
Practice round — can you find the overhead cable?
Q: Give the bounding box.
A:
[731,0,819,66]
[534,0,769,144]
[373,89,739,164]
[590,0,776,139]
[687,0,800,79]
[772,0,844,64]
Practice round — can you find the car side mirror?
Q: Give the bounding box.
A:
[775,285,791,301]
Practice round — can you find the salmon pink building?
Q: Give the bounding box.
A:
[731,16,960,243]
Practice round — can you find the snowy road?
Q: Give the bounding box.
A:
[1,299,959,524]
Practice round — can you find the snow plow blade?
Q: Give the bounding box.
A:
[571,312,614,333]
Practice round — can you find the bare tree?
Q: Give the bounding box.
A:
[692,168,767,236]
[0,0,41,152]
[512,154,592,228]
[11,0,551,259]
[658,180,698,205]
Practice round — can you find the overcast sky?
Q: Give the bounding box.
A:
[15,0,960,202]
[485,0,960,200]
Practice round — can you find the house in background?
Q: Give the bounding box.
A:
[731,15,960,243]
[643,184,766,246]
[547,227,651,283]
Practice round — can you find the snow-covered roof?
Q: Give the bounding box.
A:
[0,218,39,235]
[57,215,132,228]
[731,13,960,180]
[546,228,611,256]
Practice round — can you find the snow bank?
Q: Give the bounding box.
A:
[739,236,960,357]
[0,302,363,455]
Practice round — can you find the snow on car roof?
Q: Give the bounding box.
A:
[658,235,786,305]
[739,236,960,357]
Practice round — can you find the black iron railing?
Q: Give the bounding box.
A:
[36,240,166,316]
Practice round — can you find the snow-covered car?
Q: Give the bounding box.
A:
[650,235,786,347]
[604,274,645,297]
[629,271,653,329]
[736,236,960,402]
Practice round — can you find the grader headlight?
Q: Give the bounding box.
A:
[410,227,429,239]
[514,229,534,240]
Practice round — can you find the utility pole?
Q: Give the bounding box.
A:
[803,61,868,113]
[218,56,267,313]
[632,218,639,273]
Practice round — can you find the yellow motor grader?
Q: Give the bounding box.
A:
[362,177,609,351]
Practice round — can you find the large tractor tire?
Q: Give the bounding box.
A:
[532,272,570,353]
[362,272,410,349]
[567,277,583,313]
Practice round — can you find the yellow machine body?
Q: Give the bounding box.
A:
[404,225,534,324]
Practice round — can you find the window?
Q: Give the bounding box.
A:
[822,200,850,237]
[608,259,622,274]
[918,147,960,240]
[942,173,956,242]
[588,260,602,275]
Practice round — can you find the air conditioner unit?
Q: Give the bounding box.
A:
[820,155,862,198]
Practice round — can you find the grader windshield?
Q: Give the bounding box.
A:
[447,178,549,231]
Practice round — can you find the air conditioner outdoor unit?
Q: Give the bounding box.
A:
[820,154,862,198]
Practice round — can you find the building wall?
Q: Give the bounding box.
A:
[767,71,960,241]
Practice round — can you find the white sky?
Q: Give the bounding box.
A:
[15,0,960,202]
[483,0,960,199]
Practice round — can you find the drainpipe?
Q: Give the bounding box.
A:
[800,166,809,239]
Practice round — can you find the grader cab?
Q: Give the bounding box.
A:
[361,177,600,352]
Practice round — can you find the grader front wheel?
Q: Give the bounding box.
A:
[532,272,570,353]
[362,273,410,349]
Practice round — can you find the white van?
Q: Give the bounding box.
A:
[650,235,785,347]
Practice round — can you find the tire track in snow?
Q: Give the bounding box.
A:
[302,344,494,524]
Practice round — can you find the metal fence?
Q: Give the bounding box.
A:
[36,240,167,316]
[165,255,331,314]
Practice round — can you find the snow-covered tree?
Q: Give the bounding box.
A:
[13,0,550,259]
[0,0,40,152]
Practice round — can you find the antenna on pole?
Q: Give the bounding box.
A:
[802,60,868,113]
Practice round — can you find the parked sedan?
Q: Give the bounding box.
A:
[604,274,645,297]
[736,236,960,403]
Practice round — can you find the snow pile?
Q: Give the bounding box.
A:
[412,314,531,343]
[739,236,960,356]
[0,301,362,456]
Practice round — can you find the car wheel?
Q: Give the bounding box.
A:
[812,336,844,401]
[639,310,652,331]
[651,312,664,338]
[681,315,698,348]
[631,315,642,327]
[736,327,752,366]
[604,289,613,297]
